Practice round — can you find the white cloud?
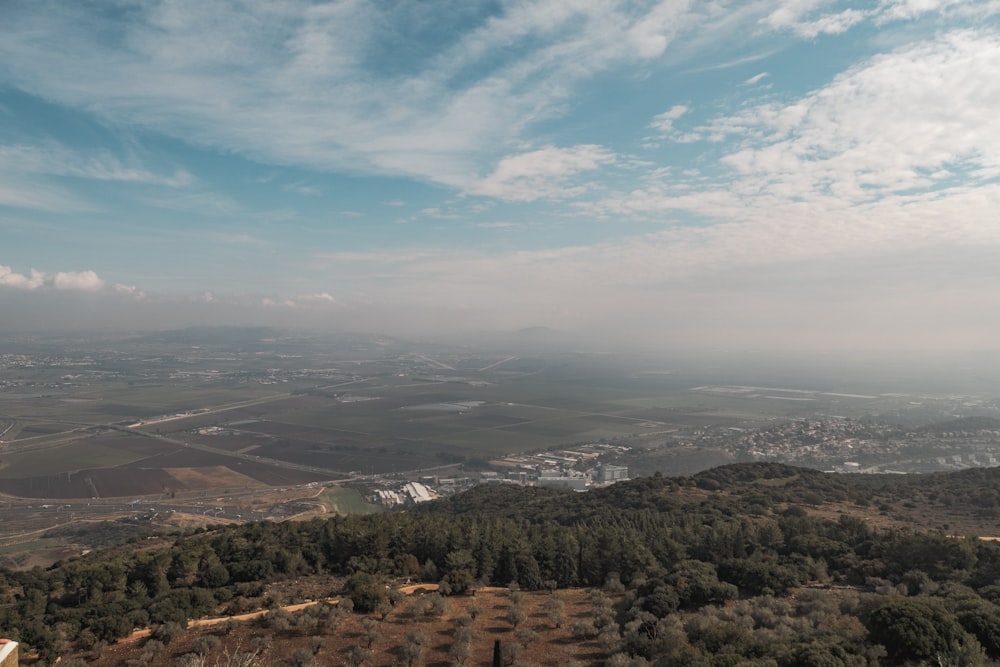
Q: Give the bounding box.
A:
[647,30,1000,206]
[792,9,870,37]
[649,105,689,133]
[113,283,146,299]
[876,0,964,22]
[261,292,337,308]
[760,0,999,37]
[0,265,109,292]
[761,0,837,32]
[468,145,616,201]
[297,292,335,304]
[0,266,45,289]
[52,270,104,291]
[627,0,693,58]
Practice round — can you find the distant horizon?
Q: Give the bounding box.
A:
[4,321,1000,356]
[5,324,1000,399]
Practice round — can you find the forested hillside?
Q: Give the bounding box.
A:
[6,463,1000,665]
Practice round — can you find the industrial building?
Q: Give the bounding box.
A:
[403,481,434,504]
[597,464,629,484]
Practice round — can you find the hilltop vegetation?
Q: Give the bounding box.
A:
[6,463,1000,664]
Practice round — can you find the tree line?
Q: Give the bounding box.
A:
[4,463,1000,664]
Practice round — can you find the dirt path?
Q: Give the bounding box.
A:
[121,582,450,643]
[188,597,342,628]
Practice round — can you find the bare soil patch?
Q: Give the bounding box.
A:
[75,587,604,667]
[165,466,264,491]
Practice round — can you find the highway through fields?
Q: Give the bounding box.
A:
[129,377,373,429]
[105,425,355,480]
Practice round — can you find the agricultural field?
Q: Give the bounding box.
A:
[0,434,161,478]
[0,337,916,506]
[0,336,835,508]
[9,328,982,557]
[309,486,381,515]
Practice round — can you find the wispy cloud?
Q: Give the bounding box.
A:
[762,0,999,37]
[649,105,690,134]
[0,139,196,213]
[762,2,872,38]
[0,1,763,194]
[622,29,1000,215]
[140,191,244,216]
[0,143,193,187]
[262,292,336,308]
[316,250,437,264]
[476,221,523,229]
[876,0,966,23]
[717,30,1000,201]
[0,179,96,212]
[467,144,617,201]
[1,0,991,202]
[283,182,321,196]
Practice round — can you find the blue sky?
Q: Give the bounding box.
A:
[2,0,999,351]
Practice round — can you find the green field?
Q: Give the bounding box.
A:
[0,369,808,489]
[310,486,381,515]
[0,340,841,499]
[0,435,155,478]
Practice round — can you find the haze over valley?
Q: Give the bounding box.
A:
[3,328,1000,570]
[4,1,1000,665]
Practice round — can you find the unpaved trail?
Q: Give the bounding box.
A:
[121,582,457,643]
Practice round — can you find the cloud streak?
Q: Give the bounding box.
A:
[0,143,192,187]
[0,0,813,195]
[468,145,617,201]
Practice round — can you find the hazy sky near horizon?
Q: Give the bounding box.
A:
[2,0,999,350]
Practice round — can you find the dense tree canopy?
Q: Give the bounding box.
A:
[6,463,1000,665]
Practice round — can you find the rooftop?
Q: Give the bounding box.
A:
[0,638,18,664]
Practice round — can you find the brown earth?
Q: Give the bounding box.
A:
[165,466,265,491]
[63,587,605,667]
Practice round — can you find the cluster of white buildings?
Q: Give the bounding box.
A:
[370,462,630,507]
[373,481,438,507]
[479,462,629,490]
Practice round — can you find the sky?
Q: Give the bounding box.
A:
[2,0,1000,352]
